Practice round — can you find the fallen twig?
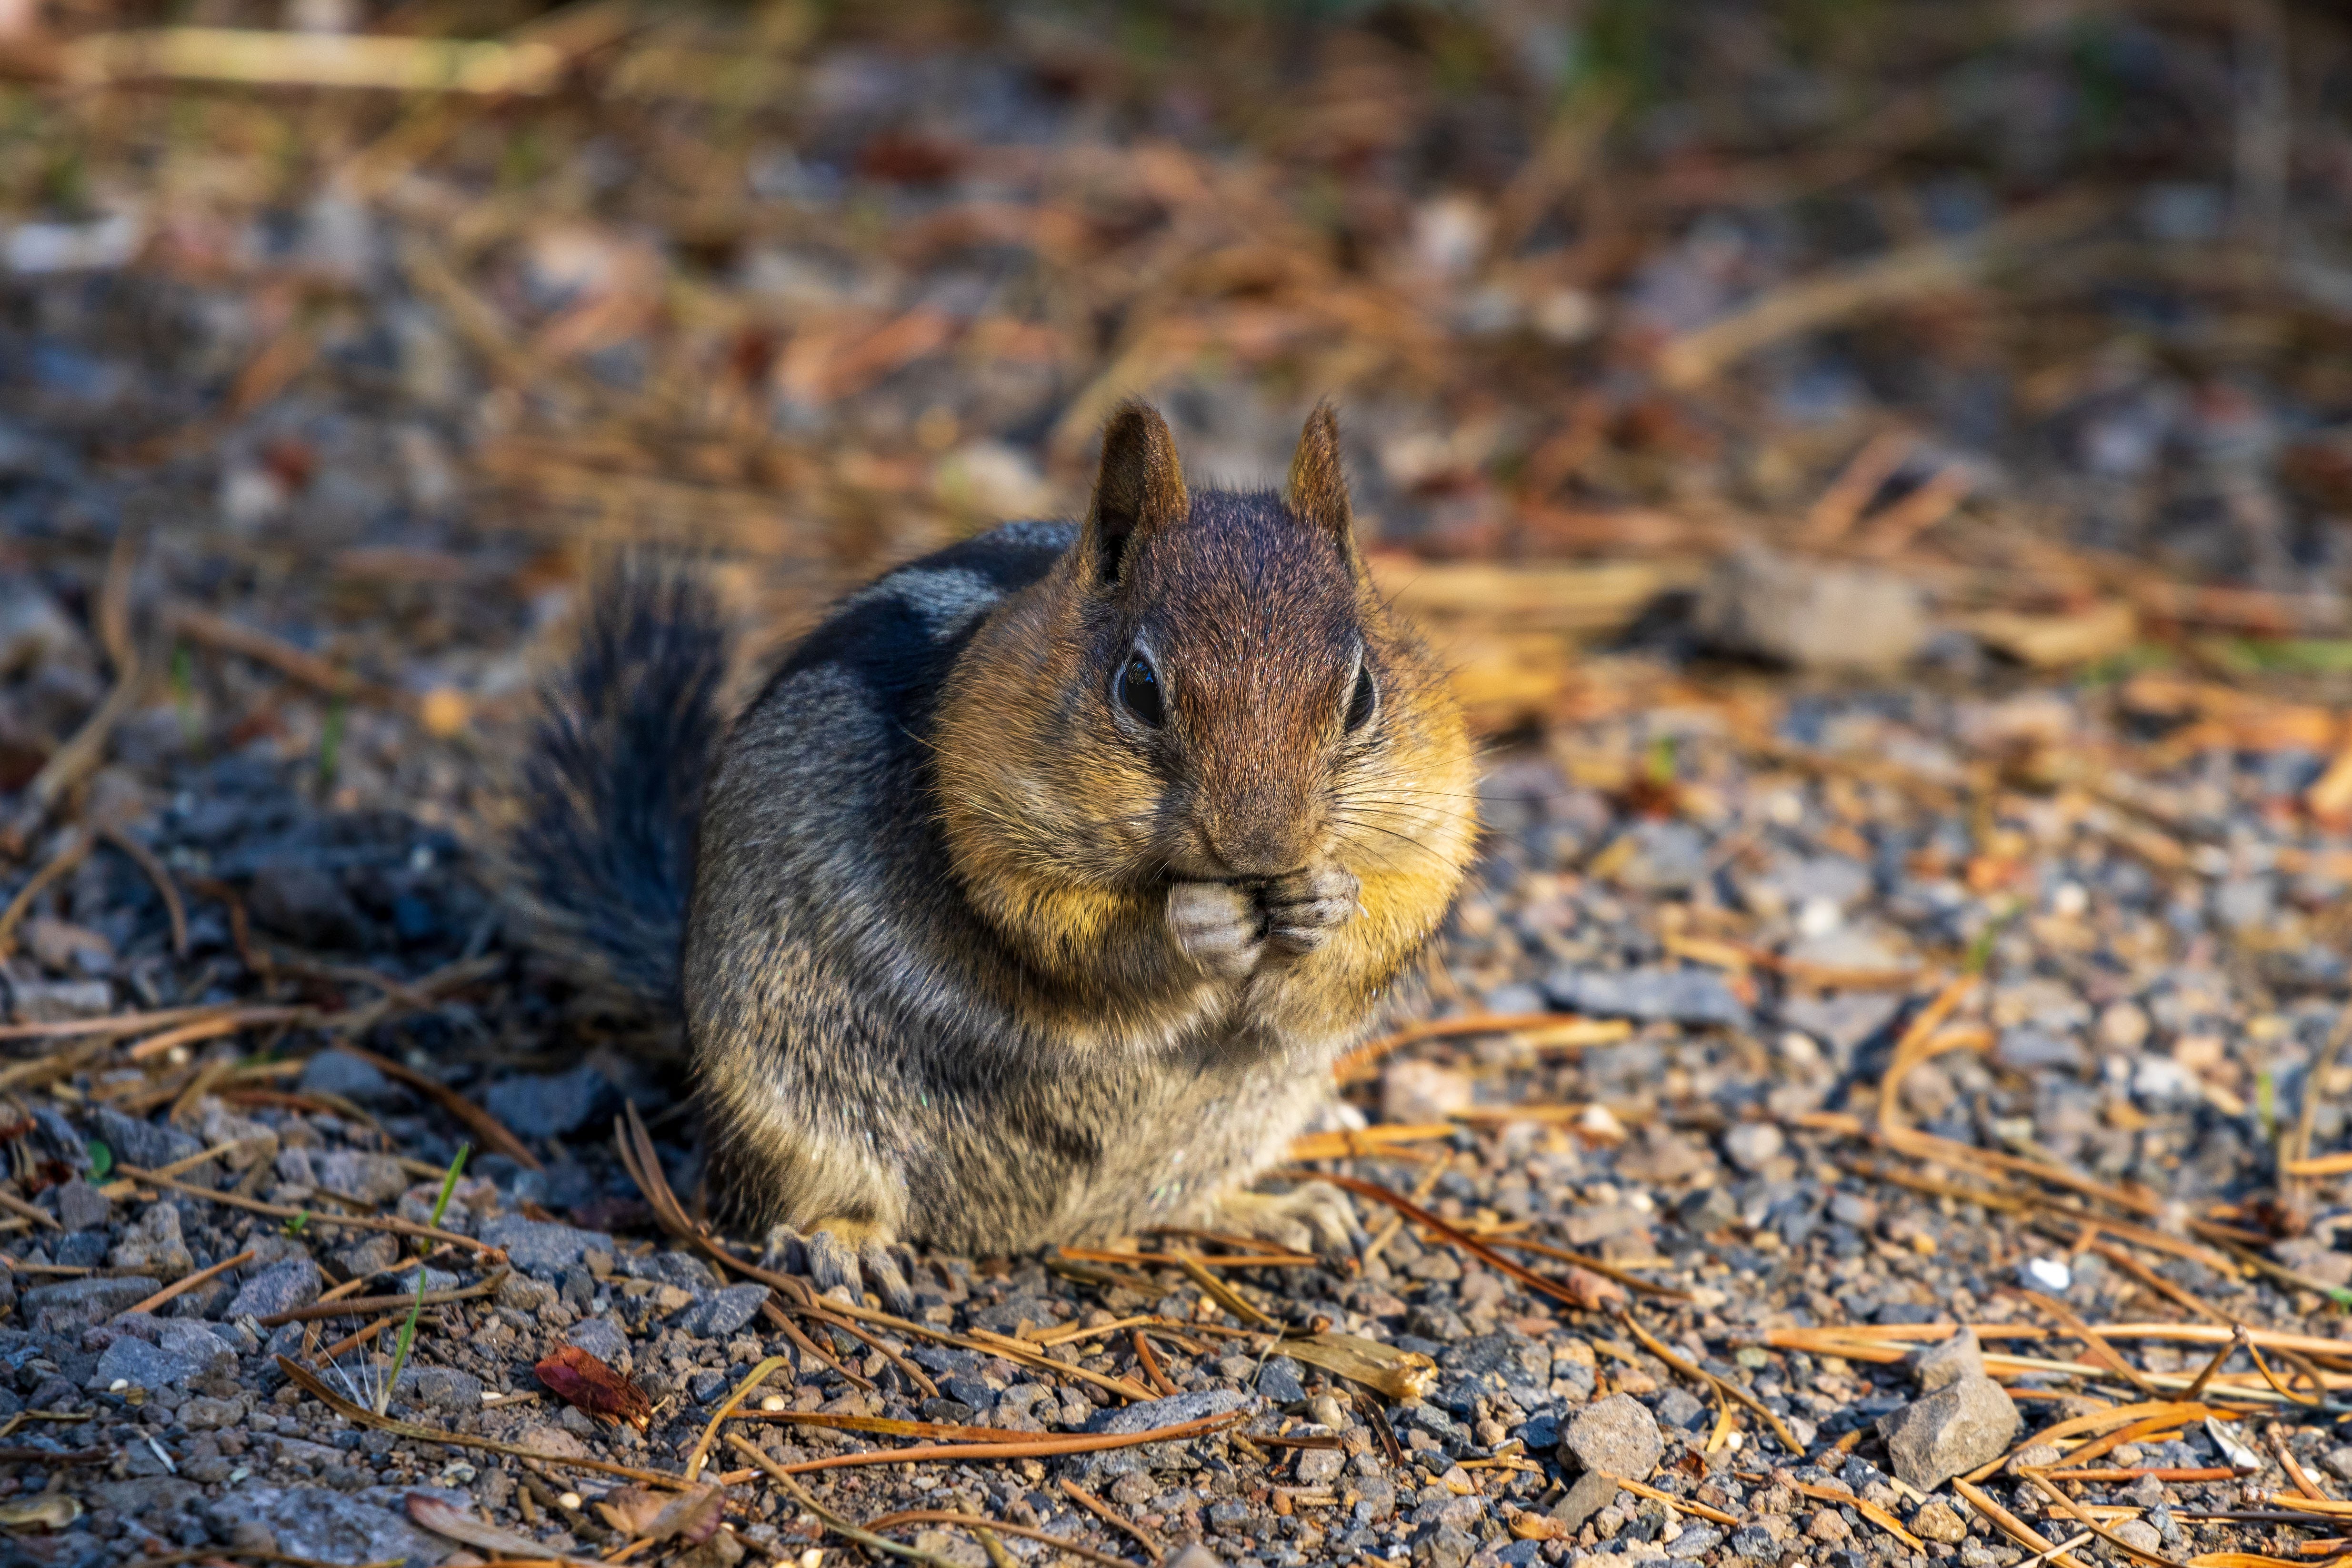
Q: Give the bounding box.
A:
[1335,1012,1630,1083]
[255,1271,505,1325]
[1061,1477,1166,1563]
[120,1165,502,1257]
[722,1432,964,1568]
[276,1358,700,1487]
[1321,1170,1689,1302]
[861,1509,1146,1568]
[766,1409,1244,1474]
[1656,192,2109,388]
[331,1041,540,1170]
[57,27,568,93]
[125,1248,255,1317]
[94,824,187,958]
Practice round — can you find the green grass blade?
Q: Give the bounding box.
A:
[378,1142,469,1416]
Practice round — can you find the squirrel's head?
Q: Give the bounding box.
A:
[936,400,1473,902]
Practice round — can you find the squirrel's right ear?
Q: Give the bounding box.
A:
[1082,401,1188,588]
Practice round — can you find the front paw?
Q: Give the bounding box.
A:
[1263,865,1360,955]
[1168,880,1264,980]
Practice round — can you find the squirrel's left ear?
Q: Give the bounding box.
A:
[1285,401,1358,569]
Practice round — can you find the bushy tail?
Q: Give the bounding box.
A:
[511,561,730,1008]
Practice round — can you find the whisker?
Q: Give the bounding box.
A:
[1327,814,1461,869]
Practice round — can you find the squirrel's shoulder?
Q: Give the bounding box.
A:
[748,520,1076,733]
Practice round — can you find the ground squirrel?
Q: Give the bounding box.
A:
[516,402,1476,1306]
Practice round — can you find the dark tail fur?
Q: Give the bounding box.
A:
[512,561,730,1008]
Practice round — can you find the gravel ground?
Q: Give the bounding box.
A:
[7,666,2352,1568]
[5,5,2352,1568]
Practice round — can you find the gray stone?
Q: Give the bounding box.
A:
[54,1178,109,1231]
[1296,1446,1345,1484]
[93,1335,201,1391]
[1084,1388,1249,1435]
[228,1256,322,1320]
[1257,1356,1306,1403]
[1655,1387,1706,1429]
[9,978,113,1020]
[0,579,90,675]
[249,859,366,948]
[1438,1332,1550,1387]
[1668,1527,1723,1558]
[310,1150,410,1205]
[477,1215,615,1280]
[1995,1026,2084,1073]
[1609,822,1711,892]
[1729,1525,1781,1559]
[678,1282,770,1339]
[2214,877,2274,932]
[90,1105,205,1172]
[563,1316,633,1373]
[1877,1373,2022,1490]
[1696,545,1930,670]
[1550,1469,1622,1531]
[203,1485,448,1566]
[1410,1520,1476,1568]
[394,1364,484,1414]
[1559,1392,1663,1480]
[1913,1501,1970,1543]
[21,1273,159,1330]
[1166,1548,1225,1568]
[298,1049,395,1104]
[110,1200,194,1280]
[91,1476,203,1517]
[1722,1122,1784,1173]
[1776,993,1904,1057]
[1541,966,1750,1029]
[483,1064,619,1139]
[1907,1328,1984,1391]
[2111,1520,2162,1555]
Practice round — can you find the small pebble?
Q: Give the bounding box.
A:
[2018,1257,2071,1292]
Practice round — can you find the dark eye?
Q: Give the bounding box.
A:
[1345,662,1377,732]
[1118,652,1163,728]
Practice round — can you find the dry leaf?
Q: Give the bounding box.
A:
[595,1481,723,1545]
[0,1495,81,1530]
[1562,1267,1628,1311]
[407,1493,607,1566]
[1278,1332,1438,1401]
[534,1345,653,1431]
[1962,601,2137,668]
[1508,1508,1571,1541]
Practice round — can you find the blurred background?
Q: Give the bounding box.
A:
[2,0,2352,829]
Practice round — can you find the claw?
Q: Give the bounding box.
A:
[759,1222,805,1276]
[859,1244,916,1316]
[803,1228,865,1303]
[1263,866,1360,956]
[1217,1180,1362,1266]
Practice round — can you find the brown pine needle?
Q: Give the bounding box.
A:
[125,1248,255,1316]
[1060,1478,1166,1562]
[861,1510,1142,1568]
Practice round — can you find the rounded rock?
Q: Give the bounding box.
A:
[1558,1392,1664,1481]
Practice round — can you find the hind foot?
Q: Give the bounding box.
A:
[761,1220,916,1316]
[1214,1181,1362,1262]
